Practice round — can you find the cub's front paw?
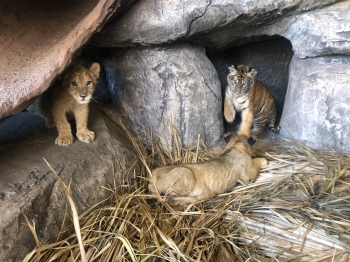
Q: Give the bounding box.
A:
[253,157,269,167]
[45,120,55,129]
[261,158,269,166]
[55,134,74,146]
[77,130,95,143]
[224,109,236,123]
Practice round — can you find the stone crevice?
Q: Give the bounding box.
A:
[186,0,212,37]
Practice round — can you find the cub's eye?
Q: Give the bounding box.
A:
[71,81,77,87]
[229,76,238,84]
[242,79,247,85]
[86,81,92,86]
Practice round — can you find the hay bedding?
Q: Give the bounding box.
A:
[24,133,350,262]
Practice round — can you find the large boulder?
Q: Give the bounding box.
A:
[111,44,224,148]
[0,108,137,261]
[280,56,350,154]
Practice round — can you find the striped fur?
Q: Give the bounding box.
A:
[224,65,280,136]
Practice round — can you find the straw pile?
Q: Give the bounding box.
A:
[23,130,350,261]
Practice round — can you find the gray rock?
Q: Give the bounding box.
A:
[111,44,224,148]
[0,108,137,261]
[91,0,341,52]
[280,56,350,153]
[284,1,350,58]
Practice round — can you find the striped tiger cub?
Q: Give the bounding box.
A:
[224,65,280,137]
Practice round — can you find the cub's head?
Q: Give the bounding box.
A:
[223,133,255,156]
[62,63,100,104]
[227,65,257,95]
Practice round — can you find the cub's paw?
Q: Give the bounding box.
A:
[224,109,236,123]
[261,158,269,166]
[254,157,269,167]
[224,99,236,123]
[55,134,74,146]
[77,130,95,143]
[45,121,55,129]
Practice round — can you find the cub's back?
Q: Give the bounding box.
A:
[249,80,276,120]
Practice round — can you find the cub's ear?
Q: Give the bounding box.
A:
[90,62,100,79]
[228,65,237,73]
[249,68,257,78]
[247,136,256,146]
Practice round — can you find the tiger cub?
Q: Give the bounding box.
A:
[224,65,280,137]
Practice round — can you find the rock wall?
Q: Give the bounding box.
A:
[284,1,350,58]
[91,0,350,153]
[91,0,341,51]
[279,1,350,153]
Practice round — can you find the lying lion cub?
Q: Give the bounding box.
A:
[148,135,267,205]
[29,63,100,146]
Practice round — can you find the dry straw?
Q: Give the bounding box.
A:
[23,128,350,261]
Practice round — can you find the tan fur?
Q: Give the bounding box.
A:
[28,63,100,145]
[224,65,280,137]
[148,135,268,205]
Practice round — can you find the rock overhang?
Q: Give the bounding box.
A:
[0,0,123,120]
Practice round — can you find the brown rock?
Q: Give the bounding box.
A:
[0,0,121,120]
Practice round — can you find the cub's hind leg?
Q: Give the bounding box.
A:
[251,118,267,136]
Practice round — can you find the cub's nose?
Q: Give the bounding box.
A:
[80,95,87,99]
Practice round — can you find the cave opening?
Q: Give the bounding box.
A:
[207,36,293,135]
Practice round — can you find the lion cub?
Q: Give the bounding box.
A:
[148,135,268,205]
[29,63,100,145]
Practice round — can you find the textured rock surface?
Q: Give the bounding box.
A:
[91,0,341,52]
[0,0,121,120]
[111,44,224,148]
[284,1,350,58]
[280,56,350,153]
[0,108,137,261]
